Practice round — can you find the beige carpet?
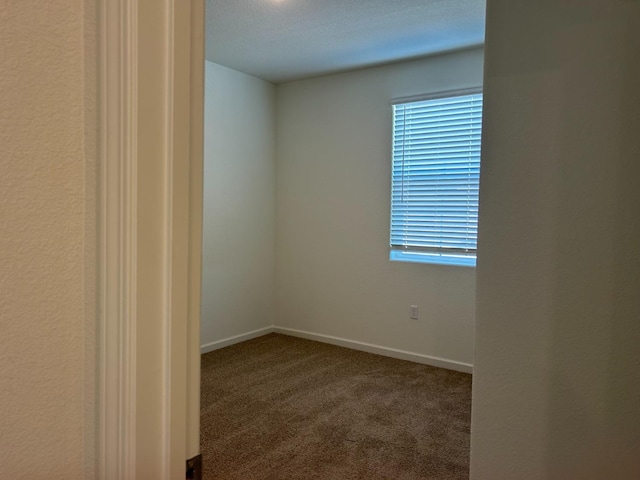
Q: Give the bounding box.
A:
[201,333,471,480]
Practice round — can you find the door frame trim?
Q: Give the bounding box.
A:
[98,0,138,477]
[97,1,204,478]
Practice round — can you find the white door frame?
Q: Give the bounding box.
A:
[97,1,204,478]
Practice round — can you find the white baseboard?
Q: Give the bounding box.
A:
[272,326,473,374]
[200,326,274,354]
[200,325,473,374]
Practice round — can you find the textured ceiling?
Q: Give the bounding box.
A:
[205,0,486,83]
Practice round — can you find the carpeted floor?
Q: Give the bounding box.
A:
[200,333,472,480]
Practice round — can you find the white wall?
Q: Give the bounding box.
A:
[275,48,483,367]
[0,1,94,477]
[202,61,276,348]
[471,1,640,479]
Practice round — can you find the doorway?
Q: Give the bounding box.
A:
[199,0,485,478]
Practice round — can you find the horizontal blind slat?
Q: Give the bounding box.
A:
[391,92,482,259]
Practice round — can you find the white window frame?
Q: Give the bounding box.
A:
[390,88,483,267]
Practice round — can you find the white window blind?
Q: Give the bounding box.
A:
[390,90,482,266]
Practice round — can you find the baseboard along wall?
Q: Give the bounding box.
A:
[201,325,473,374]
[200,326,275,354]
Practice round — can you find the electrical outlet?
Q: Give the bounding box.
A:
[410,305,419,320]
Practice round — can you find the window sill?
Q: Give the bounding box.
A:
[390,250,476,267]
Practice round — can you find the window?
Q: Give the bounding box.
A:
[390,89,483,267]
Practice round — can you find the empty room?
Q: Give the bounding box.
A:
[3,0,639,478]
[201,1,484,478]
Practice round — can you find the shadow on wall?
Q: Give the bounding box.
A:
[546,8,640,479]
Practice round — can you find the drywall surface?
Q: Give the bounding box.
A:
[202,61,276,347]
[471,2,640,479]
[275,49,483,366]
[0,1,91,477]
